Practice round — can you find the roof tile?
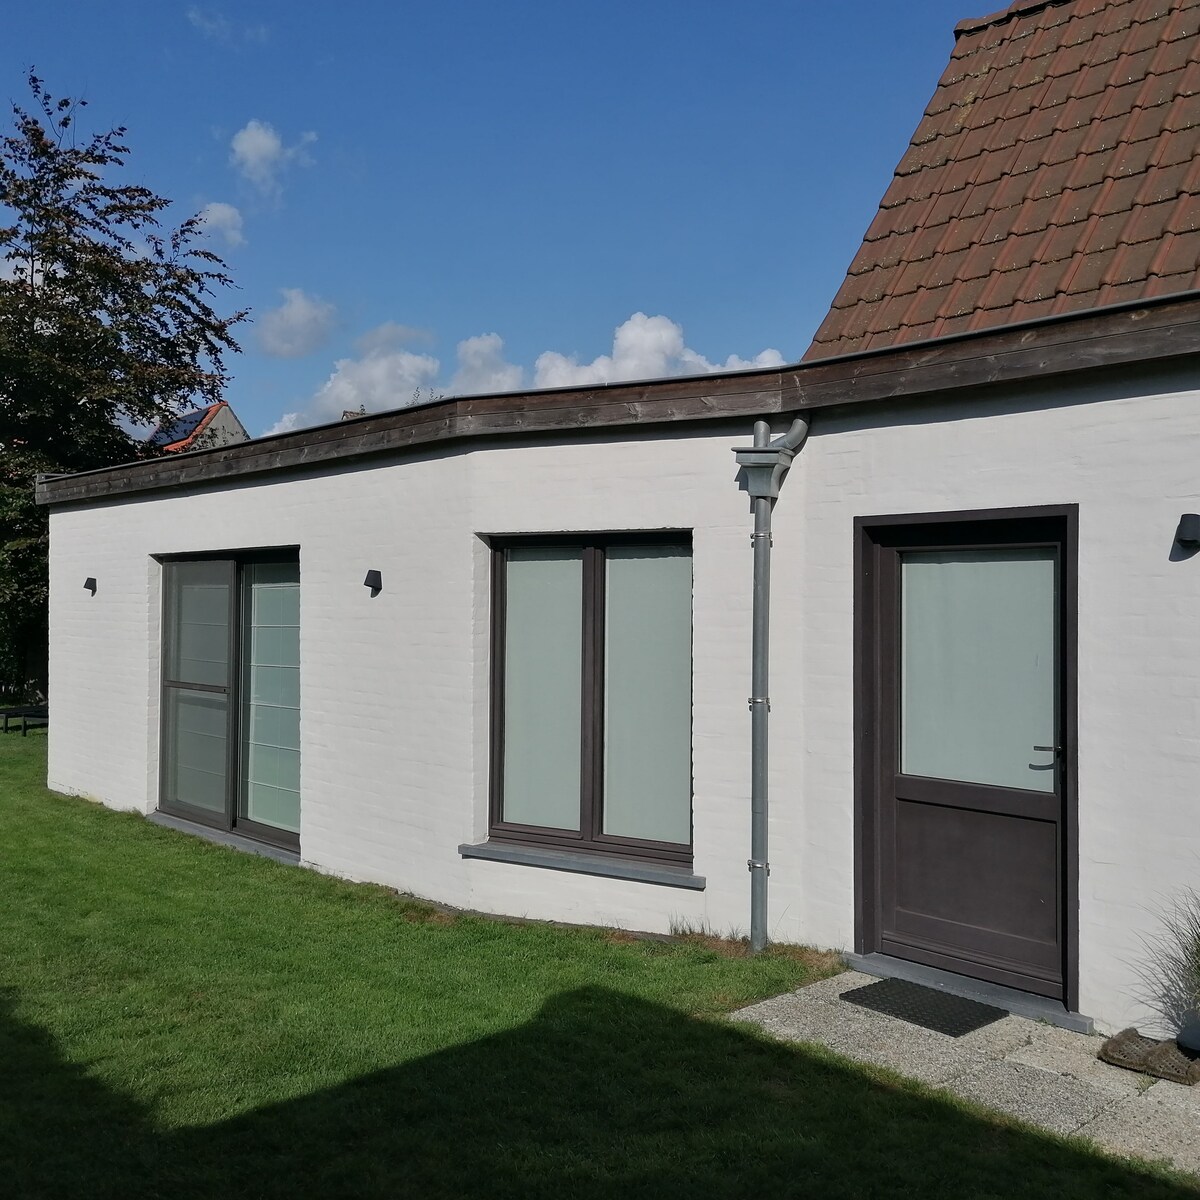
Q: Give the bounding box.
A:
[1124,197,1176,242]
[1148,120,1200,166]
[1082,207,1137,251]
[1135,0,1177,23]
[1064,143,1110,187]
[1067,247,1116,290]
[1018,255,1076,300]
[932,312,980,337]
[939,211,991,253]
[1135,63,1188,106]
[1097,277,1154,303]
[979,265,1033,310]
[1011,130,1058,173]
[899,285,956,329]
[995,228,1047,271]
[1011,193,1063,235]
[805,0,1200,361]
[1104,133,1159,173]
[938,272,995,316]
[1151,226,1200,274]
[1040,219,1092,261]
[927,247,975,289]
[1149,27,1196,73]
[1163,94,1200,130]
[1165,190,1200,232]
[1124,99,1173,141]
[1054,181,1107,223]
[1094,170,1146,212]
[1013,48,1057,88]
[1133,157,1192,202]
[959,238,1009,281]
[1005,296,1060,322]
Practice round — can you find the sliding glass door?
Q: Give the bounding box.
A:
[160,555,300,849]
[239,562,301,837]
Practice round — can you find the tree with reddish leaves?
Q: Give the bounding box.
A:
[0,73,246,697]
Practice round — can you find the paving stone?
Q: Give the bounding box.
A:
[1076,1084,1200,1175]
[944,1059,1118,1135]
[735,977,1198,1178]
[1007,1026,1143,1099]
[736,982,1017,1085]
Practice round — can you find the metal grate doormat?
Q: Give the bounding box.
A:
[841,977,1007,1037]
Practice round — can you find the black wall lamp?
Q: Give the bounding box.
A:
[363,569,382,595]
[1175,514,1200,548]
[83,577,97,595]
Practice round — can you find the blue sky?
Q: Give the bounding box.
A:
[3,1,971,436]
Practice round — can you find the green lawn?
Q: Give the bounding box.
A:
[1,732,1195,1199]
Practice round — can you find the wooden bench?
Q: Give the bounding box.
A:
[1,705,48,736]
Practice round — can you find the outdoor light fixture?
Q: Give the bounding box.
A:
[1175,514,1200,548]
[363,569,382,592]
[83,577,97,595]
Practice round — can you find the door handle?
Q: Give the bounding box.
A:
[1033,745,1061,753]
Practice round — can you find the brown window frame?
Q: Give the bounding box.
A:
[489,532,693,867]
[158,549,301,853]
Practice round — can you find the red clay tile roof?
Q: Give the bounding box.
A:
[804,0,1200,360]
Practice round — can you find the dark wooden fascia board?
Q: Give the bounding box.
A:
[36,294,1200,507]
[788,295,1200,410]
[36,374,785,506]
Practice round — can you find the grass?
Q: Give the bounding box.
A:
[1,732,1196,1198]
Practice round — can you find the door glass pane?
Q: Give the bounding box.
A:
[165,561,231,687]
[901,548,1057,792]
[603,545,692,844]
[502,548,582,830]
[163,688,228,813]
[241,562,301,834]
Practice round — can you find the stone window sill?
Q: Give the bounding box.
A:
[458,840,705,890]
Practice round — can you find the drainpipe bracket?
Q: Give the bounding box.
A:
[748,696,771,711]
[733,445,796,500]
[747,859,771,875]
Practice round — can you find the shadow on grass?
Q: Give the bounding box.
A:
[1,986,1194,1199]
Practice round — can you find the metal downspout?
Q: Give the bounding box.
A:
[733,417,810,952]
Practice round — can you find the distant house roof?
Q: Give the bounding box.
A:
[148,401,235,452]
[805,0,1200,360]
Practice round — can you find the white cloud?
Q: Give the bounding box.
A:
[534,312,784,389]
[449,333,524,396]
[230,119,316,197]
[257,288,336,358]
[355,321,432,354]
[197,201,245,247]
[188,8,268,42]
[261,313,786,435]
[263,411,301,437]
[305,346,440,426]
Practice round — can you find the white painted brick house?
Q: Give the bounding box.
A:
[37,0,1200,1034]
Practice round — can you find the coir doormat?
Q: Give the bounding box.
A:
[1099,1028,1200,1085]
[841,977,1008,1037]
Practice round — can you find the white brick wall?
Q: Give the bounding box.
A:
[46,364,1200,1031]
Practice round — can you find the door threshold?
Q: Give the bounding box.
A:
[845,953,1093,1034]
[148,811,301,866]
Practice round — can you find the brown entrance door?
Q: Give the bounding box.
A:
[857,510,1075,1002]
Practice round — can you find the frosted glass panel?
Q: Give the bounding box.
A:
[241,561,301,833]
[502,548,582,830]
[603,546,692,844]
[901,549,1056,792]
[164,688,228,813]
[165,561,230,687]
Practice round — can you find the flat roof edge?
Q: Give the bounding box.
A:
[37,293,1200,508]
